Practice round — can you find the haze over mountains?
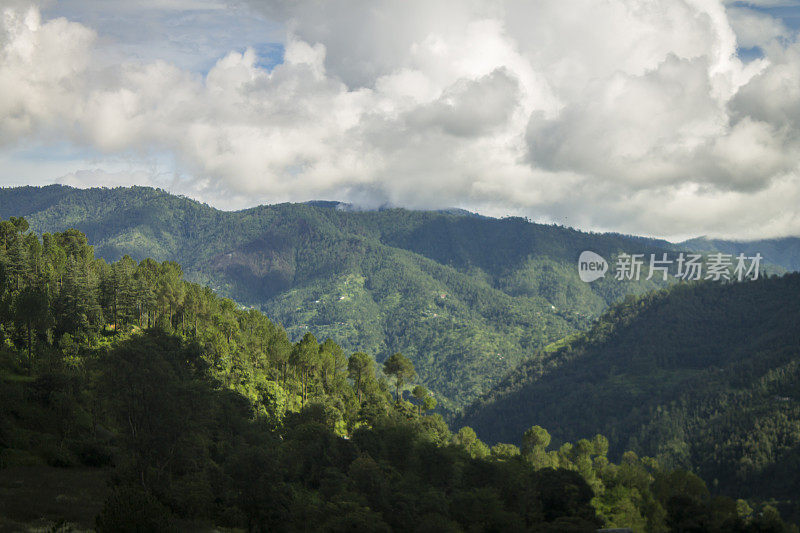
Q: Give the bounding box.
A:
[680,236,800,273]
[1,185,797,411]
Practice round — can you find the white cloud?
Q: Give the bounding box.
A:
[0,5,94,142]
[406,68,521,138]
[2,0,800,239]
[727,6,790,48]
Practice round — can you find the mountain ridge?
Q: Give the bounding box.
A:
[1,185,796,411]
[458,272,800,511]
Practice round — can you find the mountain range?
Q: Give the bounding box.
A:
[1,185,797,412]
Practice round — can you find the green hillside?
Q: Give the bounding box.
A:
[0,185,675,409]
[0,218,793,532]
[459,273,800,515]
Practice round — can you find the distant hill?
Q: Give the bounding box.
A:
[3,185,794,410]
[459,273,800,507]
[681,236,800,272]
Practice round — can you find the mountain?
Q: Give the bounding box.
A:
[0,185,678,409]
[681,236,800,272]
[458,273,800,510]
[0,220,603,531]
[4,220,790,531]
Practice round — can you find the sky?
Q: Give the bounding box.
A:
[2,0,800,241]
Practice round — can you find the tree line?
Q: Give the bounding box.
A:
[0,217,795,531]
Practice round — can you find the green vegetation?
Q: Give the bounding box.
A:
[1,219,794,531]
[460,273,800,521]
[0,185,682,410]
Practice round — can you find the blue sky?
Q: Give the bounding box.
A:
[43,1,284,73]
[743,2,800,29]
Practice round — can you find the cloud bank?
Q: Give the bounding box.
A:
[2,0,800,239]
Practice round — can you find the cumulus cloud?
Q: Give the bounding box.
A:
[0,5,94,142]
[2,0,800,239]
[727,6,790,48]
[406,68,521,138]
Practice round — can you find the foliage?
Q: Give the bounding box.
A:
[2,219,793,530]
[461,272,800,522]
[1,185,681,409]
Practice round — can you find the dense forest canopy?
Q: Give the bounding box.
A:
[0,185,716,410]
[0,218,796,531]
[460,271,800,521]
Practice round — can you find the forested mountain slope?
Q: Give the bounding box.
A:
[0,185,675,409]
[460,273,800,510]
[0,217,794,532]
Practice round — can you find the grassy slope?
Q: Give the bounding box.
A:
[0,465,108,531]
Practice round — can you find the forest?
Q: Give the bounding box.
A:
[1,217,796,531]
[0,185,687,411]
[460,271,800,522]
